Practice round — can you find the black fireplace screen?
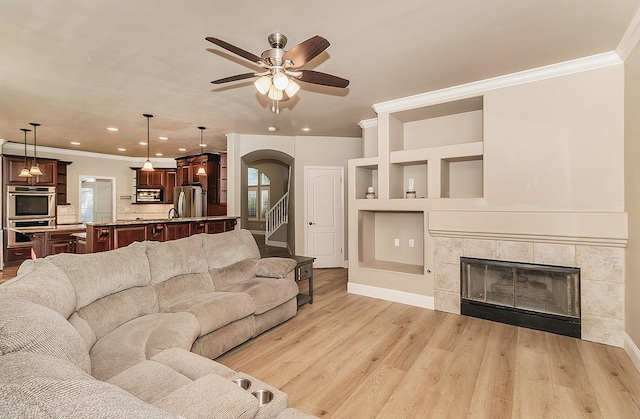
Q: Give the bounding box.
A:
[460,257,580,336]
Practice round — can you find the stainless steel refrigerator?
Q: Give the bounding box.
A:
[174,185,205,217]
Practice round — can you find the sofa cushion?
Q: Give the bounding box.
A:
[154,374,260,419]
[107,360,192,404]
[146,235,209,284]
[210,259,258,290]
[47,241,150,309]
[90,312,201,381]
[150,347,235,380]
[0,296,91,374]
[202,229,261,269]
[255,257,297,279]
[222,277,300,315]
[0,352,94,384]
[0,376,180,419]
[76,285,159,341]
[1,258,76,318]
[153,272,215,310]
[165,291,257,336]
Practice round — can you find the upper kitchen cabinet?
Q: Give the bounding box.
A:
[3,155,57,186]
[136,170,164,188]
[56,161,71,205]
[175,153,224,215]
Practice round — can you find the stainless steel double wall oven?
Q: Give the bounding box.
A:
[6,185,56,246]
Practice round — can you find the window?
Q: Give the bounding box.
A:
[248,167,270,221]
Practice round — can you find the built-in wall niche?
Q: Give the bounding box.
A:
[388,96,484,152]
[441,156,483,198]
[354,159,379,199]
[389,161,427,199]
[358,210,424,275]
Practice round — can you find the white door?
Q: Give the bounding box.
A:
[305,167,343,268]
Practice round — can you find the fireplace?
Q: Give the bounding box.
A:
[460,257,581,338]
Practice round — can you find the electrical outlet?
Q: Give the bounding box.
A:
[394,238,400,247]
[409,239,415,247]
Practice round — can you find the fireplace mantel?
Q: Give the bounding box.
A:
[429,210,628,247]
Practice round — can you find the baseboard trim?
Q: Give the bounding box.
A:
[623,332,640,374]
[347,282,434,310]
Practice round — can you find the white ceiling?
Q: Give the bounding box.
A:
[0,1,638,158]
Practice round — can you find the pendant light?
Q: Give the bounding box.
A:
[29,122,43,176]
[18,128,33,178]
[196,126,207,176]
[141,114,154,171]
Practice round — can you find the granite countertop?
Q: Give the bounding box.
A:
[9,223,87,234]
[85,215,239,227]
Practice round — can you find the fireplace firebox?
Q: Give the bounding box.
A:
[460,257,580,338]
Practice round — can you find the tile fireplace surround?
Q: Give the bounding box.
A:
[430,211,627,347]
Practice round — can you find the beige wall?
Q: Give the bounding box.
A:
[484,65,625,211]
[625,42,640,349]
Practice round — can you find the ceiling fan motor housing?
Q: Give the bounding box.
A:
[267,33,287,49]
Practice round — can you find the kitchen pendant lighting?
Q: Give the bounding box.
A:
[196,126,207,176]
[141,114,154,171]
[28,123,43,176]
[18,128,33,178]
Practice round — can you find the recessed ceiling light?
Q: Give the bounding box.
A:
[178,148,187,152]
[139,142,147,146]
[267,126,277,132]
[70,141,81,145]
[158,136,168,140]
[301,127,311,132]
[199,143,207,147]
[117,148,126,152]
[155,153,163,156]
[106,127,119,132]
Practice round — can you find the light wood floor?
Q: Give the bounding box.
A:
[217,268,640,419]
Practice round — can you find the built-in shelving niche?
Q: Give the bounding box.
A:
[388,96,484,199]
[358,210,424,275]
[354,158,379,200]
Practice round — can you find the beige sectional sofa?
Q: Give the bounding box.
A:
[0,229,315,418]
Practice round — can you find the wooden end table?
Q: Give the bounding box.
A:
[289,255,315,306]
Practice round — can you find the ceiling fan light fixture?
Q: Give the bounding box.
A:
[141,114,154,171]
[254,76,272,95]
[267,85,283,101]
[285,79,300,98]
[273,71,289,90]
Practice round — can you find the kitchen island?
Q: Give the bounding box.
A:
[85,216,239,253]
[8,224,87,259]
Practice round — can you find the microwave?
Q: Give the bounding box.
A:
[136,188,163,203]
[7,186,56,220]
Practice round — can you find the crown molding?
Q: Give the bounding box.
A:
[1,141,176,165]
[373,51,622,115]
[358,118,378,129]
[616,5,640,61]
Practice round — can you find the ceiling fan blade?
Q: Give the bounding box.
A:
[211,73,257,84]
[297,70,349,88]
[205,37,264,65]
[283,36,330,68]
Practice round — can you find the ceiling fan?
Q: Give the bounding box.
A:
[206,33,349,113]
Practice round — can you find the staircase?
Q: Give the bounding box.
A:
[265,165,291,248]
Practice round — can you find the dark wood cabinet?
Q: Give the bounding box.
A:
[4,156,57,186]
[5,246,32,266]
[136,170,164,188]
[86,218,238,253]
[165,222,191,241]
[56,161,71,205]
[164,171,177,203]
[175,153,224,215]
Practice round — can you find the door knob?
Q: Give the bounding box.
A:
[308,222,316,225]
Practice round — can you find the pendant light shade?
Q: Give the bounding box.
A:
[18,128,33,178]
[141,114,154,171]
[196,126,207,176]
[29,123,43,176]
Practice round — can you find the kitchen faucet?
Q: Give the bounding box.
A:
[168,207,178,219]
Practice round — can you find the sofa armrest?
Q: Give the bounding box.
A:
[254,258,297,279]
[153,374,259,419]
